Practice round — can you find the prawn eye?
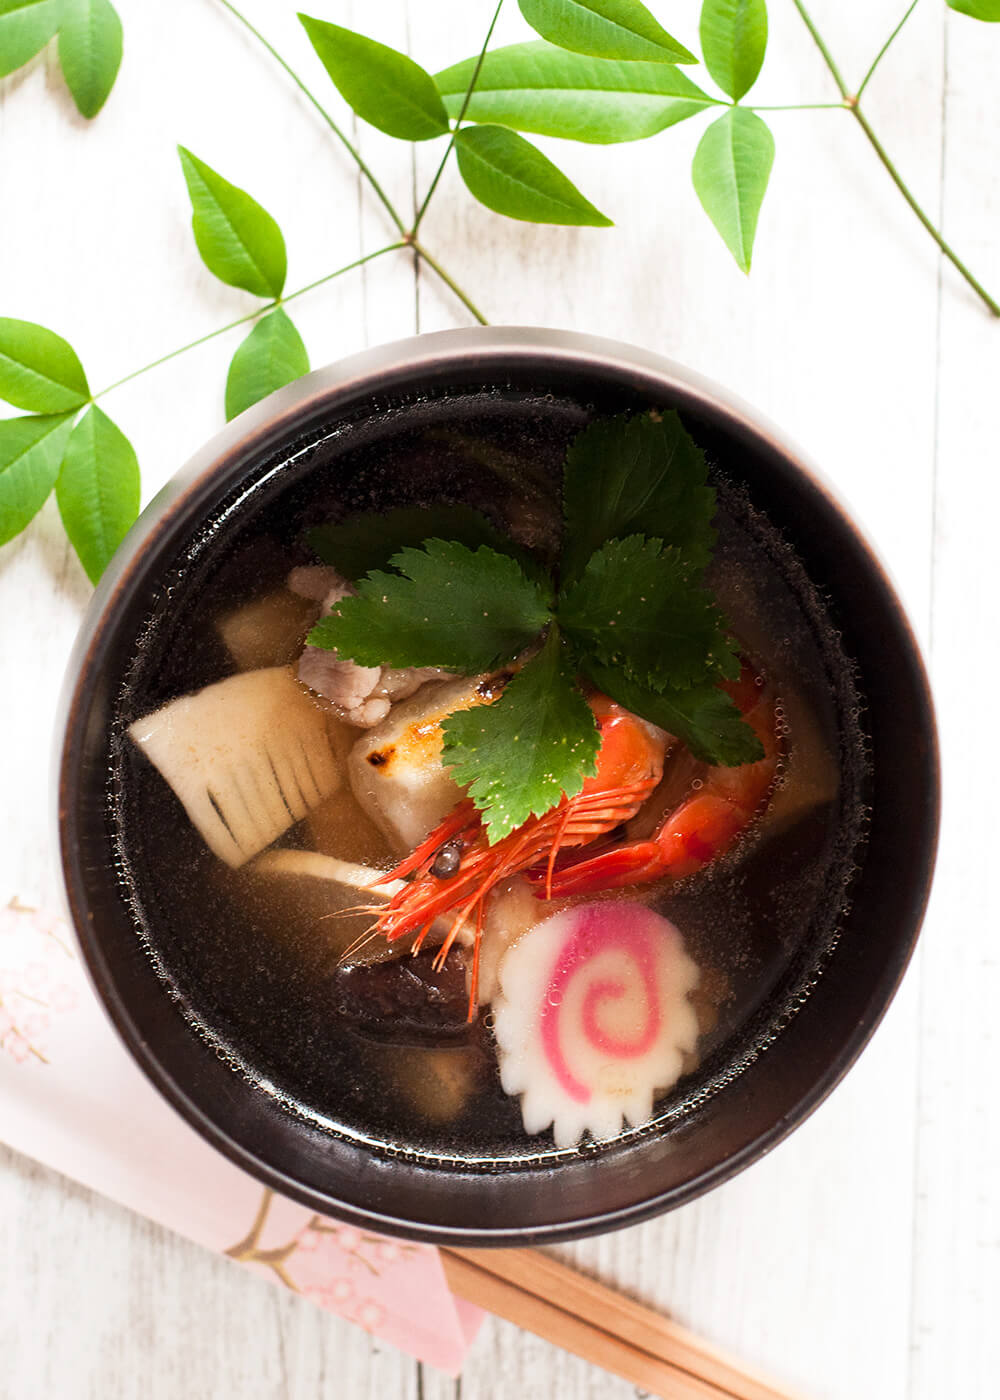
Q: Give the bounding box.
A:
[431,840,462,879]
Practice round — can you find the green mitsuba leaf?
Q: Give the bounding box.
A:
[299,14,449,141]
[293,410,764,834]
[455,124,612,226]
[0,0,59,78]
[947,1,1000,18]
[178,147,287,298]
[583,657,763,765]
[225,309,309,422]
[442,626,600,841]
[699,0,768,102]
[0,318,89,413]
[558,535,738,689]
[561,411,716,584]
[518,0,696,64]
[309,504,530,582]
[692,106,774,272]
[435,41,715,144]
[58,0,123,118]
[0,413,74,547]
[307,540,553,672]
[55,405,140,583]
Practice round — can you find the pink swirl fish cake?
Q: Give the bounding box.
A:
[493,902,700,1148]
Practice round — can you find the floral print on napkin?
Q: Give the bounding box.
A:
[0,897,482,1374]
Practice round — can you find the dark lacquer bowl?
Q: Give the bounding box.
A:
[56,328,938,1245]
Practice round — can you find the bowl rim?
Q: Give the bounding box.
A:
[56,326,940,1244]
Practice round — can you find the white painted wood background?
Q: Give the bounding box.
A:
[0,1,995,1395]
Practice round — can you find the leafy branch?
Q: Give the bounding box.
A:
[0,0,122,118]
[793,0,1000,316]
[0,0,998,583]
[0,243,403,580]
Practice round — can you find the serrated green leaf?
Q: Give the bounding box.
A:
[0,318,89,413]
[309,504,529,581]
[947,0,1000,18]
[583,657,763,765]
[177,147,287,298]
[692,105,774,272]
[699,0,767,101]
[455,124,611,226]
[518,0,695,63]
[307,540,552,671]
[0,0,59,78]
[561,411,716,584]
[435,41,714,144]
[57,0,122,118]
[224,309,309,422]
[55,405,139,583]
[0,413,74,547]
[299,13,449,141]
[559,535,738,689]
[442,626,600,840]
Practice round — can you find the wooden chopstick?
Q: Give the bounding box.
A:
[440,1247,803,1400]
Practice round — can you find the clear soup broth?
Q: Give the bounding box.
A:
[111,388,868,1166]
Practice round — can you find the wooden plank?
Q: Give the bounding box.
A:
[908,7,1000,1398]
[0,1145,419,1400]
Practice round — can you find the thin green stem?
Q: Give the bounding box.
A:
[215,0,488,328]
[789,0,850,97]
[745,102,843,111]
[856,0,921,103]
[412,241,489,324]
[411,0,504,236]
[92,244,405,400]
[215,0,407,237]
[791,0,999,317]
[281,245,404,306]
[849,106,1000,315]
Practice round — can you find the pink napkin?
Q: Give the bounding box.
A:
[0,897,483,1374]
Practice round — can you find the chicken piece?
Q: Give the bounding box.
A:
[293,564,383,723]
[287,565,344,603]
[388,1043,485,1120]
[389,1047,481,1120]
[298,649,387,725]
[291,565,449,728]
[216,590,319,671]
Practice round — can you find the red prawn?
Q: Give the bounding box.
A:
[370,663,779,1017]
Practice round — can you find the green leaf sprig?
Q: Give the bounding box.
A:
[177,146,313,421]
[0,0,122,117]
[307,412,763,842]
[4,0,1000,581]
[0,318,138,580]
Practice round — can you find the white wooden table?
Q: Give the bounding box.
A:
[0,2,995,1396]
